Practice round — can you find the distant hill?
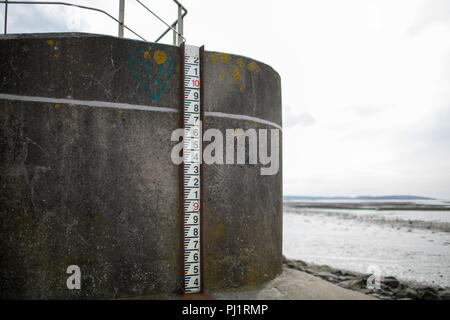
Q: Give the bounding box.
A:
[283,195,436,201]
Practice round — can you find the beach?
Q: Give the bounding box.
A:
[283,200,450,293]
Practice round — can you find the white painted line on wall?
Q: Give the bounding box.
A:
[0,93,282,130]
[205,111,282,131]
[0,93,178,113]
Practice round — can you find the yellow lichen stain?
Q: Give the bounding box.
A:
[248,61,261,72]
[209,53,219,63]
[153,50,167,64]
[240,252,244,259]
[119,109,124,114]
[231,66,241,81]
[54,103,60,109]
[46,40,60,58]
[232,68,240,81]
[218,52,230,63]
[254,122,258,127]
[219,73,224,79]
[230,58,244,85]
[235,58,244,69]
[47,40,59,49]
[176,65,180,73]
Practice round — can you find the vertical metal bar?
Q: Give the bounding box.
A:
[118,0,125,38]
[199,45,206,293]
[178,41,186,294]
[177,3,183,46]
[4,0,8,34]
[173,26,177,46]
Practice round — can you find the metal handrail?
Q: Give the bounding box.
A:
[135,0,186,45]
[154,0,187,45]
[3,0,7,34]
[1,0,188,45]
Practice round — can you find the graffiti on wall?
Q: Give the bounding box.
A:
[128,47,176,100]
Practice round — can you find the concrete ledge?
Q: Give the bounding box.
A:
[131,268,377,300]
[208,268,377,300]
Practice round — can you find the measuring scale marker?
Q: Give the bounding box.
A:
[182,44,202,294]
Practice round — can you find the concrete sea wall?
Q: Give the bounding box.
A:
[0,33,282,298]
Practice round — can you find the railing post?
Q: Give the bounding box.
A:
[4,0,8,34]
[118,0,125,38]
[177,3,183,46]
[173,27,177,46]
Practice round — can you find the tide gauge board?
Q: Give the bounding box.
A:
[180,44,204,294]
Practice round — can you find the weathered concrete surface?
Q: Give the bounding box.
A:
[204,51,282,126]
[0,99,180,299]
[0,33,282,298]
[0,33,181,107]
[202,118,282,290]
[0,33,183,299]
[202,52,282,290]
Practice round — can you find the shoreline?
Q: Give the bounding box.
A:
[283,257,450,300]
[284,206,450,233]
[284,200,450,211]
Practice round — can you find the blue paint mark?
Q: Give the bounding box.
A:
[128,47,176,100]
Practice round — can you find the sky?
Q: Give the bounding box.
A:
[1,0,449,199]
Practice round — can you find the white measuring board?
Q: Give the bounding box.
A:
[183,44,201,294]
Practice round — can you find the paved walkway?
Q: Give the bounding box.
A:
[133,268,376,300]
[207,268,376,300]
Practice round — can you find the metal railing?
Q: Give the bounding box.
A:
[134,0,187,46]
[1,0,187,45]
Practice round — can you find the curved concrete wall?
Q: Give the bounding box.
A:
[0,33,282,299]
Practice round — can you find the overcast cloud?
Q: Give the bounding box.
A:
[1,0,449,198]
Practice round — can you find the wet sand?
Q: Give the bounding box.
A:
[283,201,450,289]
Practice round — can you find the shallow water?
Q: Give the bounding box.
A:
[283,206,450,288]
